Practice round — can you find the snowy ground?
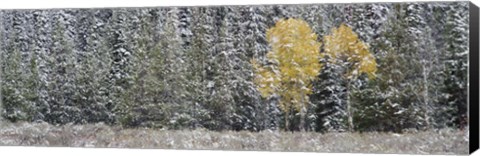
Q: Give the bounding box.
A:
[0,121,469,155]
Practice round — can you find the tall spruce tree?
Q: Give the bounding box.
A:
[437,2,469,129]
[189,7,215,129]
[352,4,425,132]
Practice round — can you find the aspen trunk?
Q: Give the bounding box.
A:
[285,111,289,131]
[346,80,354,132]
[299,106,306,132]
[299,89,306,132]
[422,64,431,129]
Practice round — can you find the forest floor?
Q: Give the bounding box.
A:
[0,121,469,155]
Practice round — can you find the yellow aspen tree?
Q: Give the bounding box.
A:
[323,23,377,132]
[251,18,321,131]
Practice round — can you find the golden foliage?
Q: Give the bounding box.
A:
[251,18,321,113]
[323,24,377,79]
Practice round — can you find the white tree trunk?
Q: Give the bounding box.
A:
[300,106,306,132]
[422,64,431,129]
[347,80,354,132]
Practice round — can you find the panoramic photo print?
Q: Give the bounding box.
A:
[0,1,472,154]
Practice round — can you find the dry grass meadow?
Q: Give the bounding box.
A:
[0,121,469,155]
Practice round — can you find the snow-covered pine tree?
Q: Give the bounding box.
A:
[0,10,5,121]
[352,3,424,132]
[116,8,165,127]
[1,10,40,122]
[20,11,41,123]
[177,7,202,129]
[310,4,350,132]
[1,37,29,122]
[416,3,448,129]
[311,57,348,132]
[178,8,193,48]
[437,2,469,129]
[157,7,192,129]
[223,6,264,131]
[189,7,215,129]
[204,6,236,131]
[422,3,455,110]
[347,2,436,132]
[131,8,173,128]
[73,9,98,123]
[93,9,116,124]
[300,5,323,37]
[30,10,54,122]
[108,9,134,125]
[318,4,345,36]
[263,5,293,27]
[406,3,450,130]
[403,2,436,129]
[243,6,282,130]
[72,9,115,123]
[422,3,449,50]
[242,6,268,61]
[322,24,377,132]
[44,10,81,124]
[115,8,142,127]
[344,3,390,52]
[1,11,31,122]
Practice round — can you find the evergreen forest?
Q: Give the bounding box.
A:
[0,2,470,133]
